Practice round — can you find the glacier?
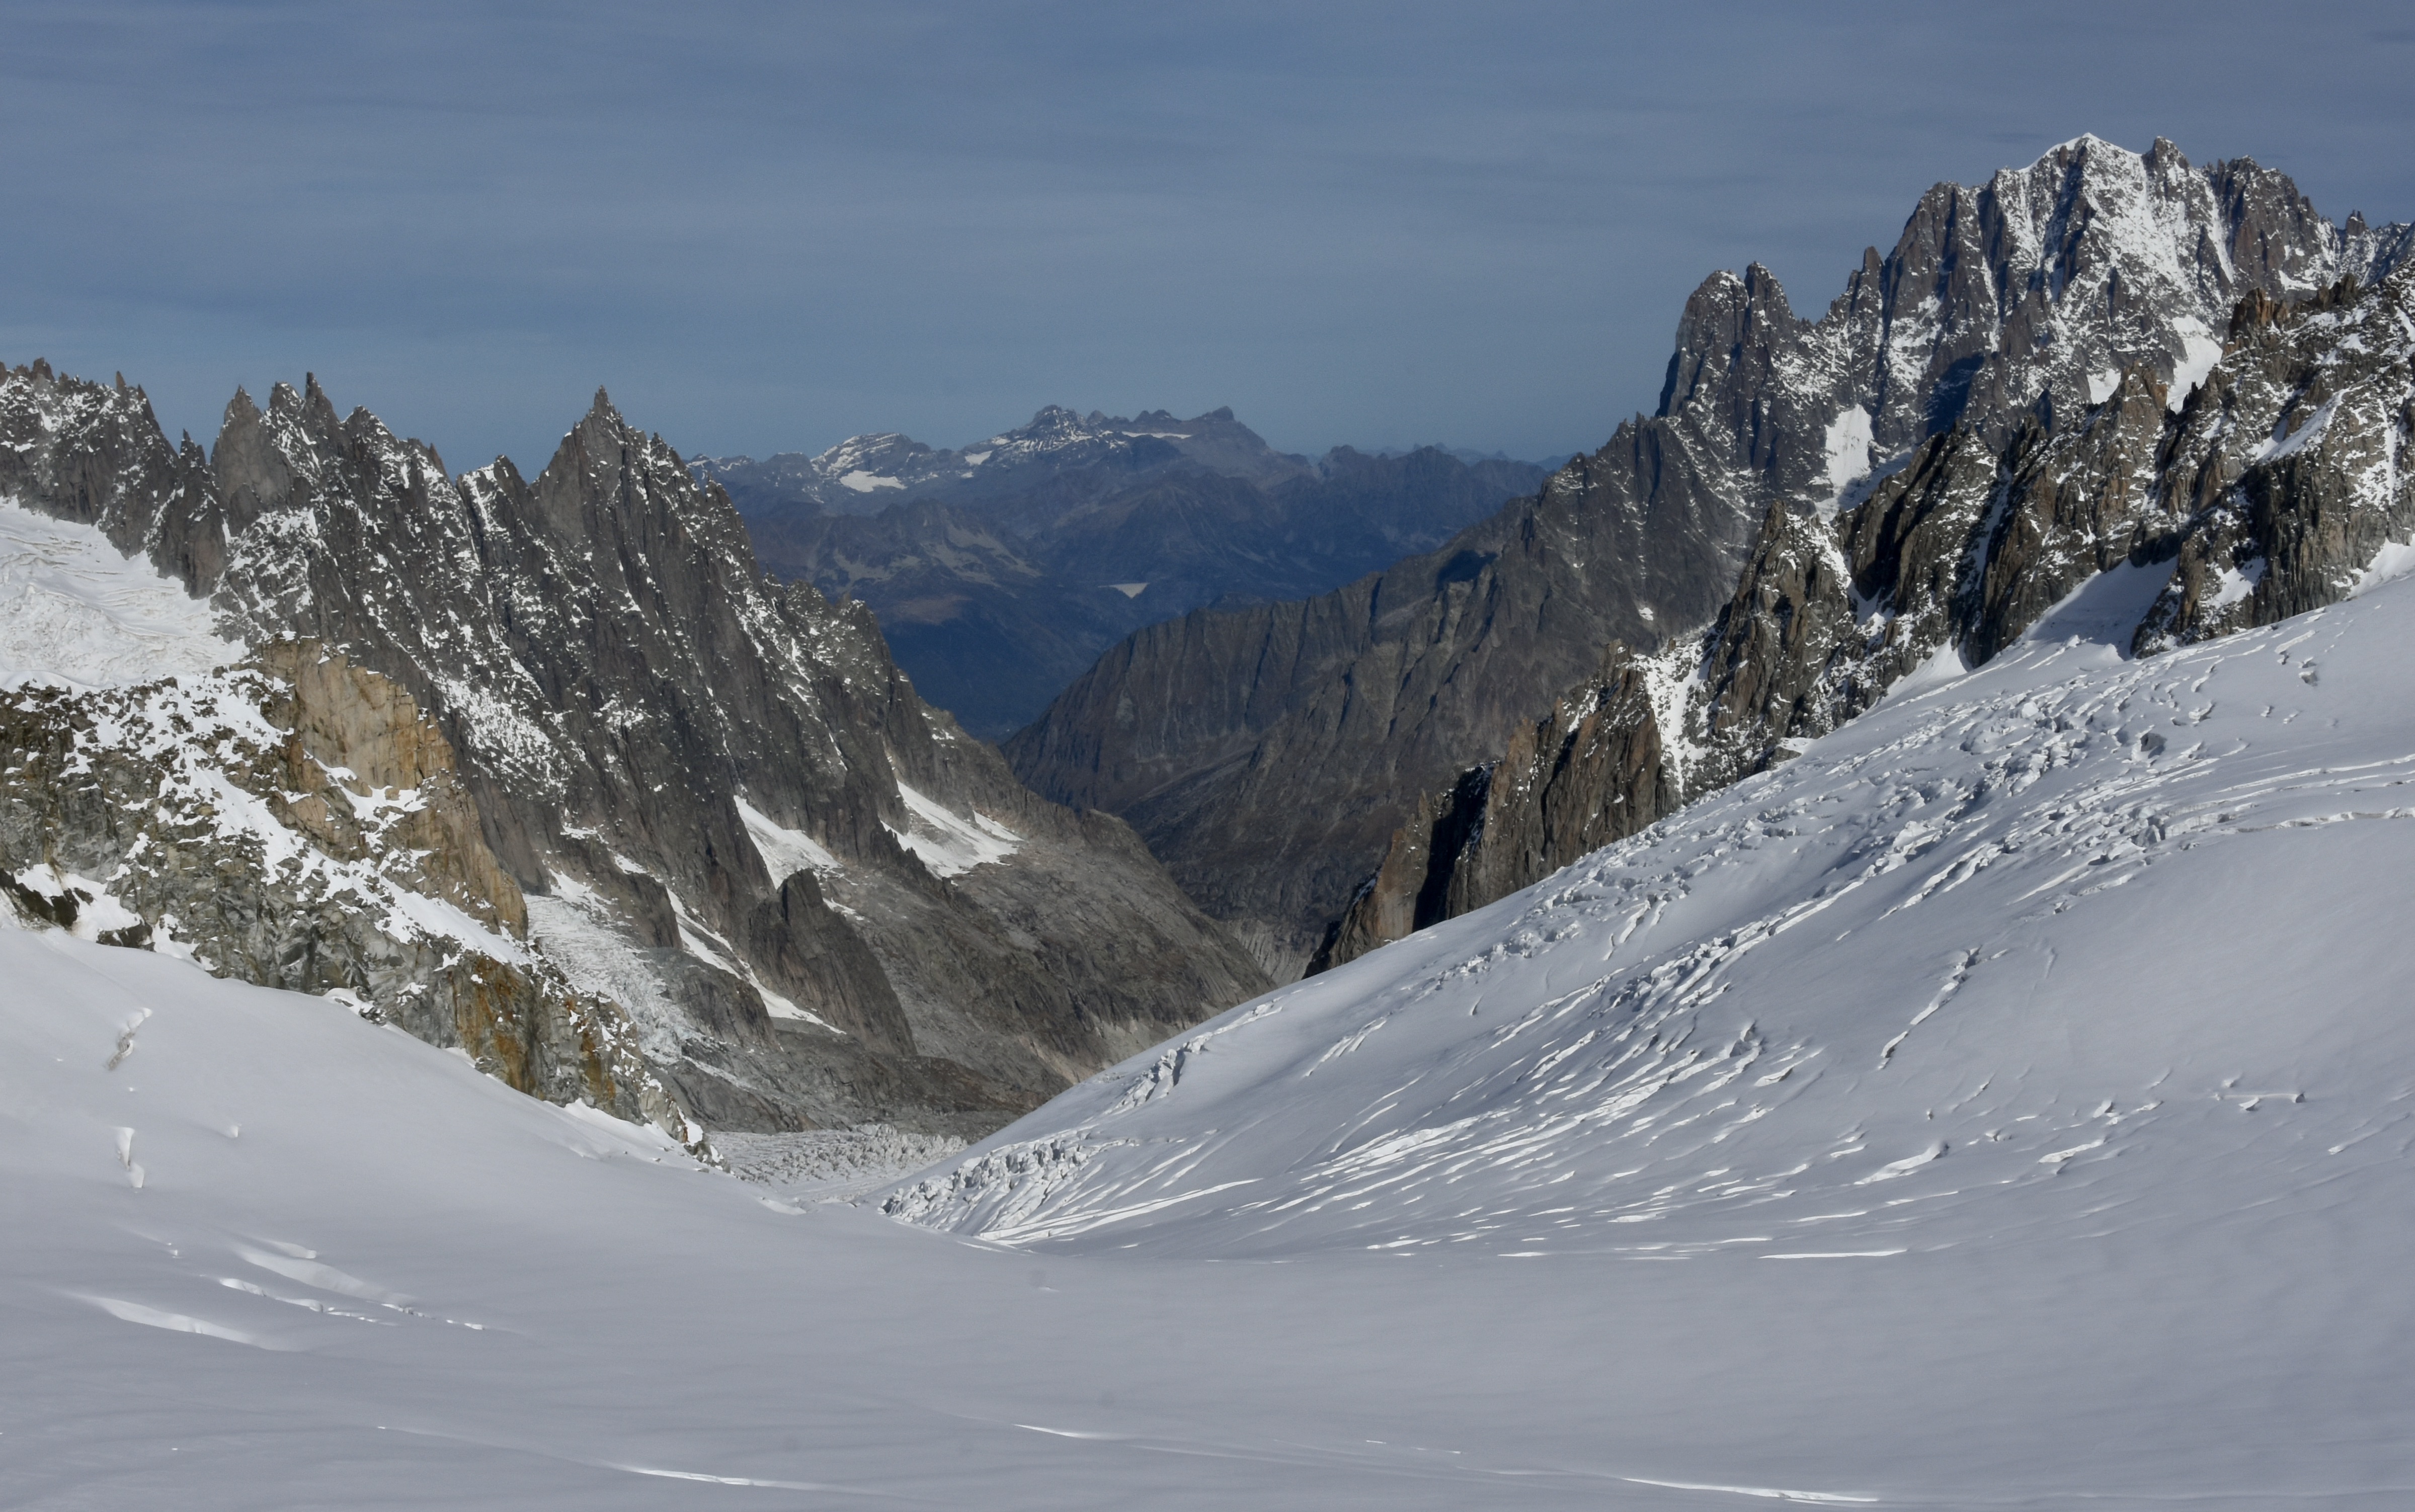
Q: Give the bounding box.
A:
[0,497,245,693]
[9,571,2415,1505]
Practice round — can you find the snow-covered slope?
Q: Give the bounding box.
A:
[895,572,2415,1284]
[11,589,2415,1507]
[0,497,243,692]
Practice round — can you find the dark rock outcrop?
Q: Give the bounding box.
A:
[1309,644,1676,973]
[2138,273,2415,649]
[0,643,691,1141]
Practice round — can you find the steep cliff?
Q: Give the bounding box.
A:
[1321,256,2415,970]
[1308,643,1677,972]
[0,642,692,1141]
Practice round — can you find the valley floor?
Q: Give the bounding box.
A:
[11,576,2415,1509]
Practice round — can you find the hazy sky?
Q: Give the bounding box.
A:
[4,2,2411,471]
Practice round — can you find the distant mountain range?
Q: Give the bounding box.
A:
[696,409,1555,738]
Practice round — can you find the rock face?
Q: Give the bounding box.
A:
[1308,644,1676,973]
[0,644,691,1141]
[1320,251,2415,971]
[1013,135,2412,976]
[717,414,1547,740]
[1003,418,1754,977]
[1,362,1268,1137]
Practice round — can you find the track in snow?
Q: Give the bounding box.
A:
[891,582,2415,1271]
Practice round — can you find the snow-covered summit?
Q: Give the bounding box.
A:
[694,403,1309,516]
[1659,135,2412,523]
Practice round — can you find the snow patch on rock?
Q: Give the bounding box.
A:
[0,496,243,692]
[2168,329,2225,412]
[837,469,906,493]
[887,781,1020,877]
[737,797,840,881]
[1818,406,1874,517]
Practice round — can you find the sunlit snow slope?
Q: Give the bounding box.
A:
[893,572,2415,1270]
[10,570,2415,1509]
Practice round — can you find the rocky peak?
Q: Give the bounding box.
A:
[209,386,296,547]
[1657,263,1808,476]
[1301,143,2415,975]
[1012,138,2409,976]
[1320,257,2415,973]
[4,359,1268,1136]
[1660,263,1804,416]
[1,360,193,558]
[1642,134,2348,518]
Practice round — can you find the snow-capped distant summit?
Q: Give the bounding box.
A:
[694,404,1310,517]
[2022,129,2118,168]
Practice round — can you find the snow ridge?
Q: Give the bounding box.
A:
[893,576,2415,1265]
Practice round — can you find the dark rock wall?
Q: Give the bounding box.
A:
[2139,274,2415,648]
[1320,259,2415,971]
[1310,645,1676,973]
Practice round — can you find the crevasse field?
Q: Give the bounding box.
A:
[7,510,2414,1506]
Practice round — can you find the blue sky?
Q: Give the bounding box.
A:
[4,2,2411,471]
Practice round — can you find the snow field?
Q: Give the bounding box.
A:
[0,496,244,692]
[887,779,1021,876]
[893,577,2415,1268]
[7,901,2413,1508]
[9,429,2415,1504]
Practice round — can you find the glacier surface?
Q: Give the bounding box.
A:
[8,575,2415,1506]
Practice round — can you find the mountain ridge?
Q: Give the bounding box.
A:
[0,362,1268,1139]
[721,415,1550,738]
[694,403,1316,518]
[1319,225,2415,970]
[1006,135,2413,976]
